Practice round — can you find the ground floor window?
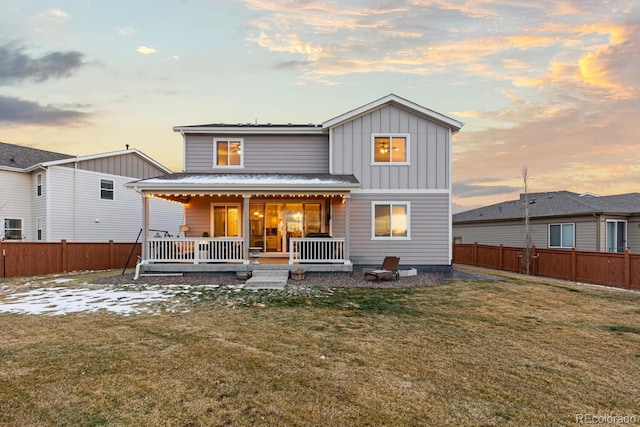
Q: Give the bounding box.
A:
[3,218,23,240]
[36,218,43,241]
[548,223,574,248]
[606,220,627,253]
[372,202,410,239]
[100,179,114,200]
[211,204,240,237]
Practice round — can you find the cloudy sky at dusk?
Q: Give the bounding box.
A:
[1,0,638,212]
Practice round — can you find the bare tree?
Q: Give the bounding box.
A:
[522,165,533,274]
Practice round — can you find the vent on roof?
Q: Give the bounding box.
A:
[10,156,15,163]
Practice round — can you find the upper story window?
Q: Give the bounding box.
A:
[100,179,114,200]
[372,202,410,239]
[214,138,243,167]
[549,223,574,248]
[372,134,409,164]
[4,218,23,240]
[36,173,42,197]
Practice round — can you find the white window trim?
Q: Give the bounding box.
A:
[213,138,244,169]
[370,133,410,165]
[548,223,575,248]
[3,217,24,240]
[210,203,243,237]
[371,201,411,240]
[100,178,115,201]
[36,173,42,197]
[605,219,627,253]
[36,217,43,241]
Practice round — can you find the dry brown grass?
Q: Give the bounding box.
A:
[1,267,639,426]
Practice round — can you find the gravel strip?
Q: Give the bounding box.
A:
[90,269,493,288]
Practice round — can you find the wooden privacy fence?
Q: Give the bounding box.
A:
[0,240,141,278]
[453,243,640,291]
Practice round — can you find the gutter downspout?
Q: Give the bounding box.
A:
[593,213,601,251]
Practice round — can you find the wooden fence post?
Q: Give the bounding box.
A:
[499,244,504,270]
[61,239,67,273]
[473,242,478,266]
[571,248,577,282]
[624,249,630,289]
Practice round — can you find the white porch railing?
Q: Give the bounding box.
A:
[289,238,347,264]
[147,237,245,263]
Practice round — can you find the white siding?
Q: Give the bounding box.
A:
[0,170,32,240]
[47,166,183,242]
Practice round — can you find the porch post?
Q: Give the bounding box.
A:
[344,194,351,264]
[243,194,250,264]
[141,193,149,260]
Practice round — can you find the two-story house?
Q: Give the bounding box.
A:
[126,94,463,274]
[0,142,183,242]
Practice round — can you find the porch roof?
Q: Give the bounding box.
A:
[126,172,360,193]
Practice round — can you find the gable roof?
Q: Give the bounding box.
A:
[39,149,173,174]
[0,141,73,170]
[453,191,640,223]
[322,93,464,132]
[0,142,173,175]
[172,94,464,135]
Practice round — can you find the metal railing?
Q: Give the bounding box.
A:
[147,237,245,263]
[289,238,346,264]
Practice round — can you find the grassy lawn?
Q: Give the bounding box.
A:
[1,267,639,426]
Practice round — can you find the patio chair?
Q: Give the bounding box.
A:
[364,256,400,281]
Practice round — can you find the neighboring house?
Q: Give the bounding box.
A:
[452,191,640,253]
[126,94,464,273]
[0,142,183,242]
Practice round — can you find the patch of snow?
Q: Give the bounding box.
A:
[143,174,352,186]
[0,284,223,316]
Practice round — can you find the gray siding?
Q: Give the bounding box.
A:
[185,134,329,173]
[628,215,640,252]
[453,215,601,251]
[349,192,450,266]
[331,104,450,190]
[64,153,167,179]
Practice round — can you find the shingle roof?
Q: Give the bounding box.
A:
[132,172,360,186]
[0,141,73,169]
[453,191,640,223]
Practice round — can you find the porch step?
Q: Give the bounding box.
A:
[244,270,288,289]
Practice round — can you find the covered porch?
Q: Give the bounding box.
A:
[126,173,359,276]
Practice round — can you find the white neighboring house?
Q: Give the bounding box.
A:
[0,142,183,242]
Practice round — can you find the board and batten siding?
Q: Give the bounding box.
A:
[330,104,450,191]
[61,152,168,179]
[184,134,329,173]
[347,192,450,266]
[47,166,183,242]
[0,170,32,240]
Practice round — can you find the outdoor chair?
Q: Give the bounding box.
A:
[364,256,400,281]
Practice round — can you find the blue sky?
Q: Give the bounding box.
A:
[1,0,639,212]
